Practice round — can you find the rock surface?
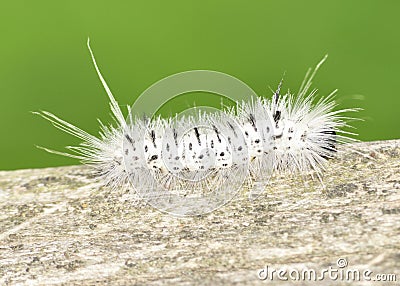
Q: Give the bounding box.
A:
[0,140,399,285]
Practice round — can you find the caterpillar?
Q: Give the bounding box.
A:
[36,40,358,216]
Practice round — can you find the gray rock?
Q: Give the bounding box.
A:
[0,140,399,285]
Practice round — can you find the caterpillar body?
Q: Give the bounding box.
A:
[36,40,357,215]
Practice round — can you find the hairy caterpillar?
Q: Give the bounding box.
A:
[36,40,357,215]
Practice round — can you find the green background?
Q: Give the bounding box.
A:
[1,0,399,170]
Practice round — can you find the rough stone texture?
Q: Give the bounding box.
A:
[0,140,399,285]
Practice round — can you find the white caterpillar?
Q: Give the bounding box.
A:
[36,40,357,215]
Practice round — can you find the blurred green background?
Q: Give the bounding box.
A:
[1,0,399,170]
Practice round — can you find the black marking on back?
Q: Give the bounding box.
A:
[194,127,201,145]
[150,130,156,148]
[173,128,178,146]
[212,125,222,143]
[273,110,281,125]
[249,113,257,132]
[227,121,237,137]
[125,134,134,144]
